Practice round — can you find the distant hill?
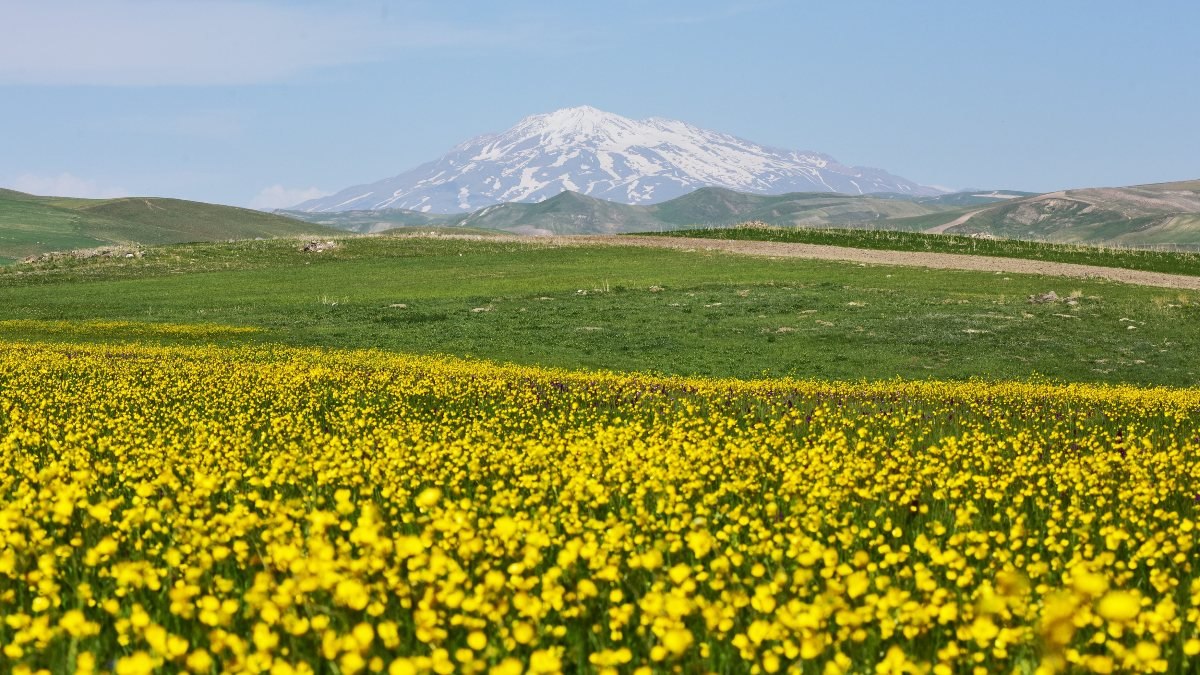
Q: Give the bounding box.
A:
[647,187,946,230]
[282,180,1200,246]
[912,190,1036,208]
[275,207,464,234]
[933,180,1200,246]
[0,189,339,262]
[285,186,1017,236]
[457,191,663,235]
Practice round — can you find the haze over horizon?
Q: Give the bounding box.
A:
[1,0,1197,209]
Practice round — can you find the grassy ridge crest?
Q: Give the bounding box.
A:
[0,189,340,260]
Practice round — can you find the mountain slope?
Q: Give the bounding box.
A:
[283,180,1200,246]
[648,188,944,228]
[912,190,1036,208]
[0,190,339,261]
[288,186,968,236]
[938,180,1200,245]
[294,105,941,213]
[456,191,665,235]
[275,207,466,234]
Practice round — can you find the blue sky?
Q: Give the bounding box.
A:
[1,0,1197,208]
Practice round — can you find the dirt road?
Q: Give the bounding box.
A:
[591,235,1200,290]
[412,232,1200,291]
[923,210,979,234]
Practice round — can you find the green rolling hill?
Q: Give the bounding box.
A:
[457,188,965,234]
[0,189,340,263]
[284,181,1200,246]
[275,207,464,234]
[18,178,1189,259]
[935,180,1200,246]
[910,190,1035,208]
[285,187,1000,236]
[647,187,946,228]
[457,191,663,234]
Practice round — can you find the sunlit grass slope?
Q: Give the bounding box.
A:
[0,189,339,260]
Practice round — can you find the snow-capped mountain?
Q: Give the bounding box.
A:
[294,106,942,213]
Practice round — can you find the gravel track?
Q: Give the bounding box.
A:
[923,210,980,234]
[412,232,1200,291]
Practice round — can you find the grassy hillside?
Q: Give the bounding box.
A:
[940,180,1200,245]
[280,180,1200,246]
[2,234,1198,386]
[0,190,115,258]
[646,187,945,228]
[0,189,340,261]
[276,207,470,233]
[457,191,665,234]
[912,190,1035,207]
[283,186,1020,235]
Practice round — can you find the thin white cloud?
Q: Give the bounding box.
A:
[105,110,250,141]
[0,1,517,86]
[11,173,129,199]
[249,185,330,211]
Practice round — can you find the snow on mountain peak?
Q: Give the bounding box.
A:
[524,105,626,131]
[294,106,941,213]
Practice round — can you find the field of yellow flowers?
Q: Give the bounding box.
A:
[1,341,1198,674]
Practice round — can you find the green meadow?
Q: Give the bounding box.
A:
[2,234,1197,385]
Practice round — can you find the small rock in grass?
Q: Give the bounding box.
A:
[301,240,337,253]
